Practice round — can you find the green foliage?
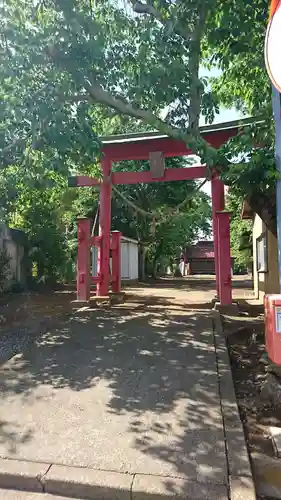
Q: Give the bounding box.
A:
[0,0,276,283]
[0,0,275,193]
[0,0,100,174]
[204,0,269,115]
[0,0,221,168]
[227,190,253,273]
[7,175,70,282]
[22,198,67,283]
[205,0,277,232]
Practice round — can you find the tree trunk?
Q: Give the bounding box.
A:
[152,258,158,280]
[174,263,183,278]
[188,38,201,132]
[138,243,147,281]
[37,259,45,281]
[249,191,277,236]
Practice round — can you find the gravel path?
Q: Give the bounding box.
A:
[0,327,30,364]
[0,314,69,366]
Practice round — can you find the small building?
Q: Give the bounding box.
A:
[241,201,279,299]
[184,240,234,275]
[120,236,139,281]
[92,235,139,282]
[184,241,216,275]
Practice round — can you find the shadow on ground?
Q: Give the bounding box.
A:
[0,278,252,497]
[123,294,213,311]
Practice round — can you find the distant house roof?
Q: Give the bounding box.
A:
[186,241,215,260]
[186,240,234,259]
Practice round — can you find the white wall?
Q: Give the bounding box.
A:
[121,239,138,280]
[92,236,138,281]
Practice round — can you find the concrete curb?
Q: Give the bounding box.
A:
[44,464,133,500]
[251,452,281,499]
[212,311,256,500]
[0,459,229,500]
[0,491,87,499]
[0,459,49,492]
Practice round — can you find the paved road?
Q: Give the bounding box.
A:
[0,279,254,499]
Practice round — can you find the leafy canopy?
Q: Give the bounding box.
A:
[0,0,277,281]
[1,0,276,232]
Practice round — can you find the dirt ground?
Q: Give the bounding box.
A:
[0,288,75,329]
[0,275,254,330]
[226,311,281,460]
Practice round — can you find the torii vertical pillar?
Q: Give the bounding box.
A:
[97,157,112,297]
[211,175,225,298]
[217,211,232,305]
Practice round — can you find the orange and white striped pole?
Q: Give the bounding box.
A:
[265,0,281,289]
[270,0,280,18]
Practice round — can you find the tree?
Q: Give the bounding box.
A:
[205,0,277,233]
[1,166,73,283]
[0,127,210,283]
[0,0,100,174]
[205,0,269,115]
[227,191,253,274]
[1,0,277,288]
[1,0,275,231]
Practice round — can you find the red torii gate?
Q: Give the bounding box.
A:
[70,118,250,305]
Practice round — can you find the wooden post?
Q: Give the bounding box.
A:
[211,175,225,298]
[97,157,112,297]
[111,231,122,293]
[77,217,91,302]
[217,211,232,305]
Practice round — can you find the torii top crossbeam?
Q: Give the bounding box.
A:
[70,117,257,187]
[100,117,255,161]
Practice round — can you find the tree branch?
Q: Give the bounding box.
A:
[47,45,218,162]
[58,93,89,103]
[130,1,193,41]
[132,1,161,20]
[188,4,210,132]
[112,184,157,218]
[83,80,217,160]
[129,2,208,132]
